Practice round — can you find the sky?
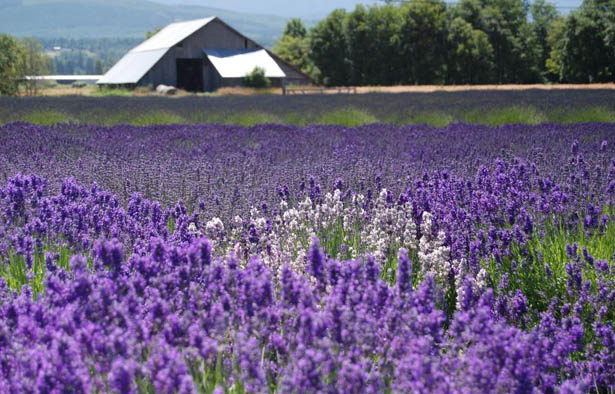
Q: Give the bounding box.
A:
[155,0,585,18]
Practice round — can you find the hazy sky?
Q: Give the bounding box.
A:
[156,0,584,18]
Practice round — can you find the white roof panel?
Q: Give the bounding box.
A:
[97,49,167,84]
[98,17,215,85]
[132,17,215,52]
[204,48,286,78]
[26,75,101,81]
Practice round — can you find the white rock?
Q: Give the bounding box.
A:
[155,84,177,95]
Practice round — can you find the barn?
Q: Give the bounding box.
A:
[97,17,311,92]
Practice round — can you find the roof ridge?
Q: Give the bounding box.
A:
[130,16,216,53]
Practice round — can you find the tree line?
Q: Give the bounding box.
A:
[38,38,141,76]
[273,0,615,86]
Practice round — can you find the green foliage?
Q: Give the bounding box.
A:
[20,37,50,96]
[546,1,615,83]
[548,106,615,123]
[532,0,559,77]
[272,34,315,78]
[145,27,162,39]
[0,35,51,96]
[309,9,350,86]
[317,107,379,126]
[23,110,73,125]
[343,5,405,86]
[545,16,567,79]
[457,0,541,83]
[224,111,281,126]
[306,0,615,85]
[89,86,134,97]
[283,18,307,38]
[193,111,282,126]
[0,34,24,96]
[243,67,271,89]
[1,244,75,295]
[130,111,185,126]
[398,0,448,84]
[6,103,615,128]
[484,215,615,322]
[463,106,548,125]
[446,17,494,83]
[407,111,455,127]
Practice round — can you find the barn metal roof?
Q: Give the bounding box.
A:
[98,17,215,84]
[97,49,168,84]
[204,48,286,79]
[132,17,215,52]
[26,75,101,81]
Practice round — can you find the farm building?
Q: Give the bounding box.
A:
[97,17,311,92]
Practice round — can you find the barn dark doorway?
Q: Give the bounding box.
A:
[176,59,203,91]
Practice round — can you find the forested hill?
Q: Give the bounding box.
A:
[0,0,287,47]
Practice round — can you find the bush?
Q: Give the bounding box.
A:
[243,67,270,88]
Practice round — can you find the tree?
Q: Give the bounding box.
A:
[456,0,539,83]
[398,0,448,84]
[273,19,316,78]
[94,59,104,75]
[531,0,559,73]
[273,35,315,78]
[547,0,615,82]
[283,18,307,38]
[0,34,24,96]
[447,17,494,83]
[309,9,350,86]
[362,5,404,85]
[20,37,49,96]
[345,5,372,85]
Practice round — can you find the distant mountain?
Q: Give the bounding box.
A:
[0,0,289,47]
[151,0,368,19]
[151,0,584,19]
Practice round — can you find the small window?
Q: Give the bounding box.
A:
[177,42,183,48]
[244,39,248,49]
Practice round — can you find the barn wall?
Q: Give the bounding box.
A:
[215,77,286,89]
[142,19,262,90]
[140,51,176,87]
[193,19,261,50]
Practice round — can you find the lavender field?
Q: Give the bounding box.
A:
[1,95,615,392]
[2,90,615,127]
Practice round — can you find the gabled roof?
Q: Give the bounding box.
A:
[132,17,215,52]
[204,48,286,78]
[98,17,215,85]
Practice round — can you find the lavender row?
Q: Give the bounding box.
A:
[2,90,615,122]
[2,121,615,215]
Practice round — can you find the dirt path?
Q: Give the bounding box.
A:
[354,83,615,93]
[31,83,615,97]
